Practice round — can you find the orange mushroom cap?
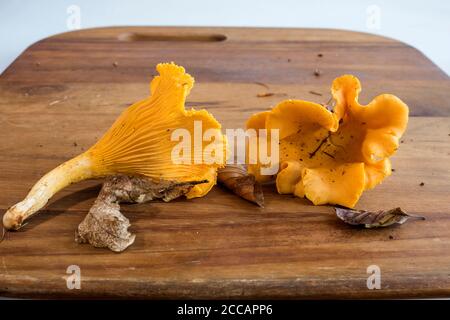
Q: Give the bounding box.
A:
[89,63,227,198]
[246,75,408,208]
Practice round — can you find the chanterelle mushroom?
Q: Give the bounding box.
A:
[3,63,227,230]
[246,75,409,208]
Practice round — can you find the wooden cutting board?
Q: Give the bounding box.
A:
[0,27,449,299]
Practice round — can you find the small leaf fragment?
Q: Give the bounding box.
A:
[257,92,275,98]
[335,207,425,228]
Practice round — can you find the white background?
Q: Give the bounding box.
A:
[0,0,449,75]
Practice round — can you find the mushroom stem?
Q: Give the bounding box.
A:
[3,153,95,230]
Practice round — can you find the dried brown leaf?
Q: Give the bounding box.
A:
[335,207,425,228]
[75,201,135,253]
[75,175,207,252]
[218,164,264,207]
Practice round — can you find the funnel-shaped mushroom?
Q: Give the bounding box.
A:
[3,63,226,230]
[247,75,409,208]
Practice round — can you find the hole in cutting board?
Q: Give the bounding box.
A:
[118,32,227,42]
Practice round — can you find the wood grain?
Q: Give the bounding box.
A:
[3,27,450,117]
[0,27,449,299]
